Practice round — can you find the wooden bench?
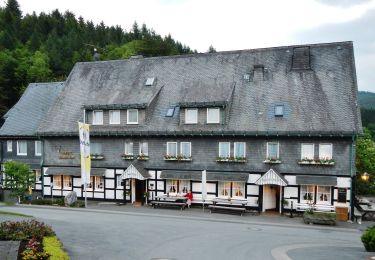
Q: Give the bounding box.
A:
[208,205,246,216]
[354,207,363,224]
[150,200,187,210]
[295,203,335,213]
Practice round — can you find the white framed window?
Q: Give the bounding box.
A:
[35,141,42,156]
[207,108,220,124]
[63,176,72,189]
[319,144,332,159]
[167,142,177,157]
[94,176,104,191]
[180,180,189,193]
[267,142,279,160]
[124,142,133,155]
[180,142,191,157]
[34,170,42,183]
[301,185,315,202]
[139,142,148,156]
[53,175,62,189]
[7,141,12,152]
[219,182,231,197]
[109,110,120,124]
[219,142,230,158]
[167,180,178,193]
[232,182,244,197]
[116,175,123,188]
[127,109,138,124]
[185,108,198,124]
[317,186,331,204]
[17,141,27,156]
[301,143,314,160]
[234,142,246,158]
[92,110,103,125]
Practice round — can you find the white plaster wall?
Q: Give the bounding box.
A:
[44,187,51,195]
[156,171,162,179]
[106,179,115,189]
[62,190,70,196]
[157,181,164,190]
[52,190,60,196]
[337,177,351,188]
[247,197,258,207]
[105,169,114,178]
[73,178,81,187]
[192,182,215,193]
[44,176,51,186]
[148,170,156,179]
[247,185,259,195]
[248,174,261,183]
[86,192,93,198]
[116,190,124,199]
[106,190,114,199]
[284,187,298,198]
[94,192,104,199]
[73,188,81,195]
[285,176,296,185]
[35,183,42,190]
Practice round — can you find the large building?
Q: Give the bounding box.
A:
[1,41,362,217]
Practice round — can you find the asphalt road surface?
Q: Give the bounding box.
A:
[1,206,372,260]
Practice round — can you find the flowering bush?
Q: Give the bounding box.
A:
[21,237,50,260]
[0,220,55,241]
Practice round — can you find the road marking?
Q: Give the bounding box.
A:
[271,243,362,260]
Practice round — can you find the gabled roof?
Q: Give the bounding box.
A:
[0,82,64,137]
[38,42,362,136]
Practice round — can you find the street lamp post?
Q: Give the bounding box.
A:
[361,172,370,182]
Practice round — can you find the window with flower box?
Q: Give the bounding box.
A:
[138,142,149,160]
[234,142,246,161]
[319,144,332,160]
[90,143,104,159]
[217,142,246,162]
[122,142,134,160]
[264,142,280,163]
[167,142,177,157]
[164,142,192,161]
[219,142,230,158]
[180,142,191,158]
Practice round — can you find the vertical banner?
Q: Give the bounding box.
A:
[78,122,91,184]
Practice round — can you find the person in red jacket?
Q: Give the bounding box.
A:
[185,190,193,208]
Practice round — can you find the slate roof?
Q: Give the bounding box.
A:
[0,82,64,137]
[38,42,362,136]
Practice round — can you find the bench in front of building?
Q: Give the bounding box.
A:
[150,200,187,210]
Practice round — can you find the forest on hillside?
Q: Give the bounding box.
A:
[359,92,375,139]
[0,0,195,122]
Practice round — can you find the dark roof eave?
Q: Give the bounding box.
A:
[37,130,360,138]
[83,103,148,110]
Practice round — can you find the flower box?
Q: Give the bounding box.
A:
[216,157,247,163]
[263,159,281,164]
[90,154,104,160]
[137,155,149,161]
[121,154,135,160]
[298,159,335,166]
[164,155,192,161]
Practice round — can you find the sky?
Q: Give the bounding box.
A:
[14,0,375,92]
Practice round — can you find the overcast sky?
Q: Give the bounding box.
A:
[13,0,375,92]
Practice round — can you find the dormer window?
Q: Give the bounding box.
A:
[145,77,155,86]
[274,105,284,117]
[207,108,220,124]
[185,108,198,124]
[109,110,120,125]
[127,109,138,124]
[93,110,103,125]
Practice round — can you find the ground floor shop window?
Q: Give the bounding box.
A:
[232,182,244,197]
[301,185,314,202]
[167,179,178,193]
[87,176,104,191]
[317,186,331,204]
[219,182,231,197]
[63,176,72,189]
[53,175,62,189]
[180,180,189,193]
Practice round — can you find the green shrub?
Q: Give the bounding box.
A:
[0,220,55,240]
[43,236,70,260]
[70,200,85,208]
[29,199,53,205]
[362,225,375,251]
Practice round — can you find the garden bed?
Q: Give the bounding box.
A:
[303,211,336,225]
[0,219,69,259]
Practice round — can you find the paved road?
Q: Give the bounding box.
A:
[1,205,373,260]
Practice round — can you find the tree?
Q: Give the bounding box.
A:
[208,45,216,53]
[3,161,35,200]
[356,128,375,195]
[27,50,52,82]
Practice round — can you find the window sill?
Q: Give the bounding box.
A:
[121,155,135,160]
[216,159,247,163]
[164,158,192,162]
[263,159,282,164]
[137,156,149,161]
[91,155,104,160]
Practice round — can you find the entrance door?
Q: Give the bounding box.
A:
[263,185,280,212]
[135,179,145,203]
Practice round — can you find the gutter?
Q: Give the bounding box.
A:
[349,134,356,221]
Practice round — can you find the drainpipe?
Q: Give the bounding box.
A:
[349,134,356,221]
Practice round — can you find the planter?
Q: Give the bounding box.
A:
[137,155,149,161]
[303,211,336,225]
[90,155,104,160]
[298,160,335,166]
[216,157,247,163]
[263,159,281,164]
[121,155,135,160]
